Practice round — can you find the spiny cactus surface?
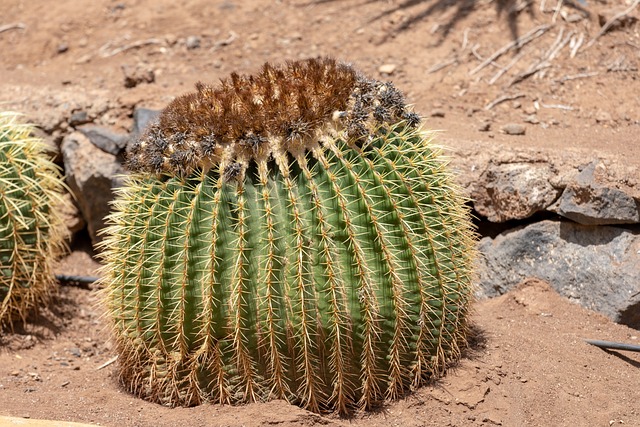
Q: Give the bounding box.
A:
[101,58,476,413]
[0,112,69,328]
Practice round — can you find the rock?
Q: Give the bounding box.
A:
[430,109,446,118]
[477,121,491,132]
[501,123,526,135]
[121,64,155,88]
[523,114,539,124]
[471,161,560,222]
[476,219,640,328]
[61,132,126,245]
[595,110,612,123]
[378,63,397,75]
[68,111,90,127]
[77,124,128,156]
[549,161,640,225]
[58,192,86,236]
[186,35,201,49]
[131,107,161,138]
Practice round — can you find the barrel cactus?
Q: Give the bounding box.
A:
[100,58,476,413]
[0,112,69,328]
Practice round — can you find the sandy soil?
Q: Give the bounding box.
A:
[1,0,639,425]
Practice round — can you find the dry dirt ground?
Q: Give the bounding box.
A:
[1,0,639,426]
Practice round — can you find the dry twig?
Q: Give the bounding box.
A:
[0,23,25,34]
[489,51,526,85]
[484,93,525,110]
[555,71,599,82]
[470,24,554,75]
[100,38,163,58]
[509,63,552,86]
[96,355,119,370]
[427,57,458,74]
[585,0,640,49]
[570,32,585,58]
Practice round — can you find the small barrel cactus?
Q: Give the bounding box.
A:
[100,58,476,413]
[0,112,69,328]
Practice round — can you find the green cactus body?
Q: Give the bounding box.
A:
[0,112,69,328]
[101,58,476,413]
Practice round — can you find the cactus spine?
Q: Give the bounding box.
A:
[100,58,476,413]
[0,112,69,328]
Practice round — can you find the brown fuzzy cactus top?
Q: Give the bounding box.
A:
[126,57,420,177]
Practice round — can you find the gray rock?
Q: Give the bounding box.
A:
[132,107,161,138]
[550,161,640,225]
[77,124,128,156]
[476,219,640,328]
[61,132,126,245]
[471,162,560,222]
[501,123,526,135]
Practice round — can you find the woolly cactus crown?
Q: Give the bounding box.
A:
[127,57,420,177]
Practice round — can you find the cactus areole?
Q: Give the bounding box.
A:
[100,58,476,413]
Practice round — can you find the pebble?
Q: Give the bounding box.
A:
[186,35,201,49]
[57,43,69,54]
[501,123,526,135]
[378,63,397,75]
[69,111,90,127]
[595,110,612,123]
[430,109,446,118]
[478,121,491,132]
[523,115,539,124]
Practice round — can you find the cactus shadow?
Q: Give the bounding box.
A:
[308,0,590,45]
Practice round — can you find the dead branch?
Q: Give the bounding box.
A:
[484,93,525,110]
[553,0,564,23]
[509,63,551,86]
[540,101,574,110]
[100,38,163,58]
[96,355,118,370]
[461,28,470,51]
[585,0,640,49]
[555,71,599,82]
[488,51,526,85]
[570,32,585,58]
[0,23,26,34]
[427,57,458,74]
[470,24,554,75]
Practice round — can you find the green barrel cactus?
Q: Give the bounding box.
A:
[100,58,476,413]
[0,112,69,328]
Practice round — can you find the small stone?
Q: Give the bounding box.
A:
[378,63,397,75]
[121,65,155,88]
[501,123,526,135]
[523,115,539,124]
[563,13,584,23]
[69,111,90,127]
[186,35,201,49]
[68,347,81,358]
[57,43,69,54]
[595,110,612,123]
[478,121,491,132]
[430,109,445,118]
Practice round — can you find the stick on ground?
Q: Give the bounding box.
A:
[469,24,554,76]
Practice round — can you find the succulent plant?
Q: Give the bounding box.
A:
[0,112,69,328]
[100,58,476,413]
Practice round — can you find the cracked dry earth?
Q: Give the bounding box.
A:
[1,0,639,425]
